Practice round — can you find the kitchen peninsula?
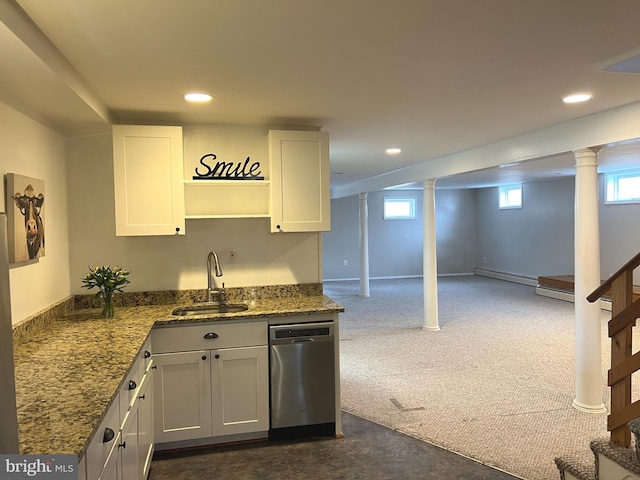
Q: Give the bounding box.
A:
[12,284,343,480]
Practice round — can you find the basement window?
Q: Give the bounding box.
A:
[383,197,416,219]
[499,184,522,209]
[606,170,640,204]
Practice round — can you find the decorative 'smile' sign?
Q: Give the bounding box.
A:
[193,154,264,180]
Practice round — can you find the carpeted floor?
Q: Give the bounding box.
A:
[325,276,621,480]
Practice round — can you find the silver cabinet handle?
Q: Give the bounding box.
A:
[204,332,219,339]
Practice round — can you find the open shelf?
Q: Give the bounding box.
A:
[184,180,270,218]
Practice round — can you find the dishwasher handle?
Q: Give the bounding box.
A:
[270,334,334,346]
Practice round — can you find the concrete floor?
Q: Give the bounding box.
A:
[148,412,522,480]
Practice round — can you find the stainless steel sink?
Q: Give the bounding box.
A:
[172,303,248,316]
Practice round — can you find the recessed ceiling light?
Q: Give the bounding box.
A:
[386,148,402,155]
[562,93,593,104]
[183,92,213,102]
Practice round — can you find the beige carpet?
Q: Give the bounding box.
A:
[325,276,629,480]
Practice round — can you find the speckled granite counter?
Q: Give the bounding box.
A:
[12,292,343,460]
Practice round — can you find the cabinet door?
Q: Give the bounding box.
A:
[269,130,330,232]
[86,397,120,480]
[96,431,121,480]
[77,457,87,480]
[113,125,185,236]
[211,345,269,436]
[137,372,154,480]
[119,402,139,480]
[153,351,212,443]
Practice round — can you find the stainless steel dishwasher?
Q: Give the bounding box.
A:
[269,321,336,440]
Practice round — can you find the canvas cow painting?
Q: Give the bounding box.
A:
[6,174,45,263]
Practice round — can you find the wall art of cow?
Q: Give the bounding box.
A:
[12,184,45,260]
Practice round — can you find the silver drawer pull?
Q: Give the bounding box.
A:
[204,332,219,339]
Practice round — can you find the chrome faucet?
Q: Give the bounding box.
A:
[206,251,226,303]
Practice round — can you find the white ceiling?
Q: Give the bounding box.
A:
[3,0,640,191]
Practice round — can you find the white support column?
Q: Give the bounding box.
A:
[572,147,606,413]
[359,192,370,298]
[422,179,440,331]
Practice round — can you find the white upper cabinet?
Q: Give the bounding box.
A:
[269,130,330,232]
[113,125,186,236]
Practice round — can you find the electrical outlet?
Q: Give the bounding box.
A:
[343,260,348,266]
[228,249,237,263]
[482,257,487,263]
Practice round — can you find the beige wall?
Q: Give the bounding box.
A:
[0,106,322,322]
[66,125,322,295]
[0,102,71,325]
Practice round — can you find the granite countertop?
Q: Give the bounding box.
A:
[13,293,343,460]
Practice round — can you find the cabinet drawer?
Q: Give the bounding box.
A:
[118,337,152,425]
[139,337,153,378]
[152,321,267,353]
[118,369,139,425]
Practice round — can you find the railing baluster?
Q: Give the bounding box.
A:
[588,253,639,448]
[609,271,634,446]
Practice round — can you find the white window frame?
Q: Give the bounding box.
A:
[605,169,640,204]
[383,197,416,220]
[499,184,522,209]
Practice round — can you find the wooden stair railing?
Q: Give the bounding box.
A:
[587,251,640,447]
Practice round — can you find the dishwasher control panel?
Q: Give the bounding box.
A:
[272,323,333,339]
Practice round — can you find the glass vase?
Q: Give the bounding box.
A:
[102,292,115,318]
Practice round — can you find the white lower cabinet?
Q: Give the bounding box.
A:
[153,350,213,443]
[119,401,139,480]
[87,345,154,480]
[152,321,269,446]
[138,373,154,479]
[212,345,269,436]
[78,456,87,480]
[97,430,121,480]
[86,397,120,480]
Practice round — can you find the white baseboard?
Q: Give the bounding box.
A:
[535,286,612,311]
[323,273,473,282]
[322,275,422,282]
[370,275,423,280]
[473,268,538,287]
[438,272,475,277]
[325,270,614,312]
[322,277,360,282]
[323,275,423,282]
